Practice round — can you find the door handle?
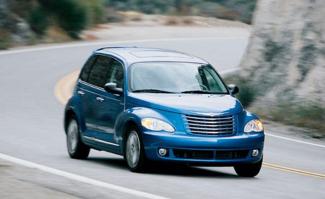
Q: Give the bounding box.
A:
[77,90,85,95]
[96,97,104,102]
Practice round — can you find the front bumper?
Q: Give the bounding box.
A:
[142,131,264,165]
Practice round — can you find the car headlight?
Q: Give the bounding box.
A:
[141,118,175,132]
[244,119,263,133]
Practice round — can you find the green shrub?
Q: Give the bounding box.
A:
[0,30,11,49]
[236,80,256,107]
[56,0,87,38]
[81,0,105,26]
[38,0,87,38]
[28,6,49,36]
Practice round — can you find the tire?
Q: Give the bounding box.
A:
[66,118,90,159]
[234,158,263,177]
[124,128,146,172]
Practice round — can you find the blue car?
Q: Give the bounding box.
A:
[64,47,264,177]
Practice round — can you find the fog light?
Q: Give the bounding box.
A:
[158,148,167,156]
[252,149,259,157]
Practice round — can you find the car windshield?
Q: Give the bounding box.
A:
[129,62,229,94]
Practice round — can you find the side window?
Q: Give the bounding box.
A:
[80,55,96,82]
[105,59,124,89]
[87,56,111,87]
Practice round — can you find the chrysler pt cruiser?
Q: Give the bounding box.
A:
[64,47,264,177]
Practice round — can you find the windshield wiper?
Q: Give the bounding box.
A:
[132,89,175,93]
[181,90,225,94]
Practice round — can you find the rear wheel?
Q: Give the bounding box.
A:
[234,158,263,177]
[125,129,146,172]
[66,119,90,159]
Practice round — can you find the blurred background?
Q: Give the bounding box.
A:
[0,0,323,136]
[0,0,256,47]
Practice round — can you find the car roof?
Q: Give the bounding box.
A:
[95,47,208,65]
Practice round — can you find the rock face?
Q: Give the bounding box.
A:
[0,0,33,48]
[240,0,325,110]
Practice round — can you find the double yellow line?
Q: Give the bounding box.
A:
[264,163,325,179]
[54,71,325,180]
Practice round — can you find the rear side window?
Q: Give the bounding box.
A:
[87,56,111,87]
[80,55,96,82]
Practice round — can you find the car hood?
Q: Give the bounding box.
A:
[128,93,243,115]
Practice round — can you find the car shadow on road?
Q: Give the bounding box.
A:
[87,157,241,179]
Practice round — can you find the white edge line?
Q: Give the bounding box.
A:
[0,153,169,199]
[265,133,325,148]
[0,36,246,56]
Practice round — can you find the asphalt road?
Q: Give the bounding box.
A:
[0,37,324,199]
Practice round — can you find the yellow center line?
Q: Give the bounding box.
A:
[54,70,80,105]
[54,70,325,180]
[263,162,325,179]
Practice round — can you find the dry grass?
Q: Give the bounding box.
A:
[182,17,194,25]
[44,26,73,43]
[82,33,98,41]
[164,16,195,26]
[164,16,179,25]
[120,11,143,22]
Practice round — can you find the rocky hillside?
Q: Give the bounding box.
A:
[238,0,325,132]
[0,0,33,48]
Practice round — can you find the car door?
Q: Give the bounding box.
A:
[76,55,98,137]
[91,57,125,145]
[78,55,111,136]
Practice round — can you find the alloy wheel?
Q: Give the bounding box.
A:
[126,130,141,168]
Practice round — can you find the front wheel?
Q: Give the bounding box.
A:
[125,129,147,172]
[66,119,90,159]
[234,158,263,177]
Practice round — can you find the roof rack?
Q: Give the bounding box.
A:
[95,46,138,51]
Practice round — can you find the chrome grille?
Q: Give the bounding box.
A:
[185,114,234,135]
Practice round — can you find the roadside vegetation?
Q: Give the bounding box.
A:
[0,0,256,49]
[105,0,256,24]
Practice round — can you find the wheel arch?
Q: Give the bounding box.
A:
[120,118,141,155]
[64,106,85,134]
[64,108,76,134]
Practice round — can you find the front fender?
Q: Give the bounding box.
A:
[114,107,183,149]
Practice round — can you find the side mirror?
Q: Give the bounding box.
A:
[104,82,123,95]
[228,84,239,95]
